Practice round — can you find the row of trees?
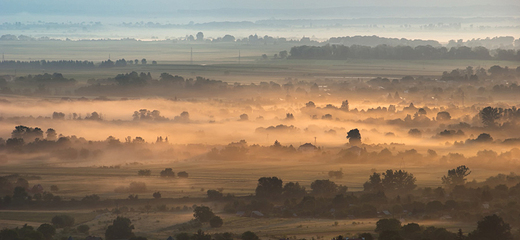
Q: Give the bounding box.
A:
[0,60,94,69]
[0,59,155,70]
[288,44,520,61]
[255,177,348,200]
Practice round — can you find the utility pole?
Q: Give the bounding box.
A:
[190,47,193,65]
[314,137,317,145]
[238,50,241,64]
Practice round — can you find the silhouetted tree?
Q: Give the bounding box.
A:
[381,170,417,192]
[178,171,189,178]
[241,231,259,240]
[442,165,471,188]
[310,179,340,198]
[77,225,90,234]
[347,128,361,145]
[207,190,223,200]
[364,172,384,192]
[51,215,75,228]
[160,168,175,178]
[153,191,161,199]
[468,214,512,240]
[196,32,204,41]
[209,216,223,228]
[480,106,502,127]
[37,224,56,240]
[193,206,215,222]
[437,111,452,121]
[375,218,402,233]
[105,217,135,240]
[255,177,283,199]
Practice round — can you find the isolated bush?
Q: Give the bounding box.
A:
[177,171,189,178]
[153,191,161,199]
[77,225,90,234]
[160,168,175,178]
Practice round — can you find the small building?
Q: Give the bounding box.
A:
[251,211,264,218]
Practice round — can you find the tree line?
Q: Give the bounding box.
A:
[0,58,155,70]
[287,44,520,61]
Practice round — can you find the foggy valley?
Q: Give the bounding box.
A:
[0,1,520,240]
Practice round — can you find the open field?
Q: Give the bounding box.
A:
[1,41,518,84]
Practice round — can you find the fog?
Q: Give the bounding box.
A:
[0,1,520,240]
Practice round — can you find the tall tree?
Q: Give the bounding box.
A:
[255,177,283,199]
[442,165,471,188]
[480,106,502,127]
[347,128,361,145]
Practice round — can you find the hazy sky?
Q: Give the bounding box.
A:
[2,0,519,25]
[2,0,519,12]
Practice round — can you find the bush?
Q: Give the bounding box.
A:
[177,171,189,178]
[193,206,215,222]
[160,168,175,178]
[138,169,151,176]
[209,216,223,228]
[207,190,223,200]
[241,231,259,240]
[37,223,56,240]
[51,215,75,228]
[77,225,90,234]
